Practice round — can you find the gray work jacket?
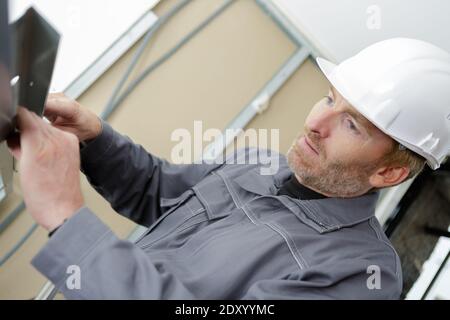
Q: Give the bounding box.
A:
[32,121,403,299]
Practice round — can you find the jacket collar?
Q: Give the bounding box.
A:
[233,165,379,233]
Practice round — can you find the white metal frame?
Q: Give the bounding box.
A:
[64,10,158,100]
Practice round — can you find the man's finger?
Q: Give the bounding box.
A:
[44,96,76,120]
[29,109,55,138]
[44,113,57,123]
[16,107,39,134]
[15,108,55,155]
[16,107,54,144]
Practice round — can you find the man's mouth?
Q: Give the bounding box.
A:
[301,136,319,156]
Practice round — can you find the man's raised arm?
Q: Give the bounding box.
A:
[43,93,222,227]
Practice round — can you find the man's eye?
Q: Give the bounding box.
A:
[346,119,359,133]
[324,95,334,106]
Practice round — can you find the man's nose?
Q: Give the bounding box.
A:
[307,109,335,138]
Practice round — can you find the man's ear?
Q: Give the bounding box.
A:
[369,165,410,188]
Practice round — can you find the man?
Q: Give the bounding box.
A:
[8,38,450,299]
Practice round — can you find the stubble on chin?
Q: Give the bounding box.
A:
[286,143,376,198]
[287,143,316,177]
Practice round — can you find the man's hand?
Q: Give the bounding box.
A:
[7,107,84,232]
[44,93,102,142]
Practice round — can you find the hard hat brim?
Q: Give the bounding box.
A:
[316,57,337,78]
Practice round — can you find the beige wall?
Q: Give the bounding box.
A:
[0,0,328,299]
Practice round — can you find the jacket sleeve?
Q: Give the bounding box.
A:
[242,260,402,300]
[80,120,222,227]
[32,208,402,300]
[32,207,197,299]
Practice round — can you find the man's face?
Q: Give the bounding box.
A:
[287,85,396,197]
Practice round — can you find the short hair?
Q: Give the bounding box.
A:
[381,140,427,182]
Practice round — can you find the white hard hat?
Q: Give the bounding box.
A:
[316,38,450,170]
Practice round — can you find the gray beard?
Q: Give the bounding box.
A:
[286,145,378,198]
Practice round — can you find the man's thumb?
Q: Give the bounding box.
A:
[16,107,38,133]
[44,98,75,120]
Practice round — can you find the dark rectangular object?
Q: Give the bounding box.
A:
[10,6,60,117]
[0,0,14,141]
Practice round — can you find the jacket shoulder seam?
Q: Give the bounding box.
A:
[368,217,401,278]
